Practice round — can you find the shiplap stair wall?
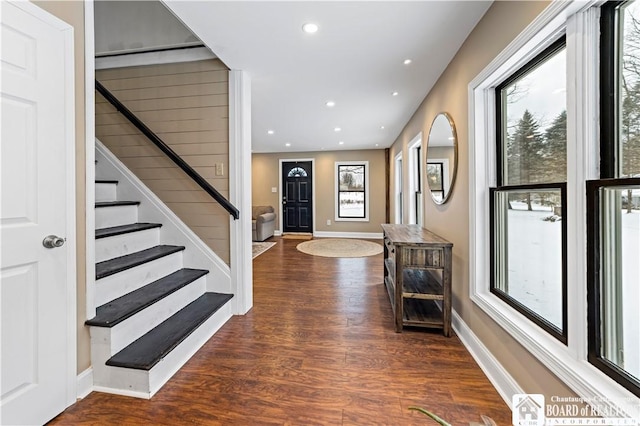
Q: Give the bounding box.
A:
[89,142,234,398]
[95,59,231,264]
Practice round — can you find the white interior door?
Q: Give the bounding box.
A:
[1,2,75,425]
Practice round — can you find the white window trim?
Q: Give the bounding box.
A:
[334,161,369,222]
[394,152,403,224]
[468,0,638,414]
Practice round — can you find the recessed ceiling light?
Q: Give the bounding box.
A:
[285,143,291,147]
[380,126,385,130]
[392,91,399,96]
[302,23,319,34]
[338,141,344,145]
[267,130,274,135]
[334,127,341,132]
[325,101,335,107]
[403,59,412,65]
[375,144,379,147]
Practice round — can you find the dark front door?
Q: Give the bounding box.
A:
[282,161,313,233]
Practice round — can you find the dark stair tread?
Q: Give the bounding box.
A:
[96,245,185,280]
[106,292,234,370]
[95,180,118,184]
[86,268,209,328]
[96,223,162,239]
[95,201,140,208]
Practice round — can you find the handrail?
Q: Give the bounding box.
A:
[95,80,240,220]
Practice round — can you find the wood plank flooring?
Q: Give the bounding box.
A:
[49,237,511,425]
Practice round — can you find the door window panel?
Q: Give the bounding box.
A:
[287,166,308,178]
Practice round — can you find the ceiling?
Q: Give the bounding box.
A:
[95,0,200,56]
[161,1,492,153]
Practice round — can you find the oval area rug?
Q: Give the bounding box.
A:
[296,238,383,258]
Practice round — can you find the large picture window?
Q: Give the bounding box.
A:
[335,161,369,221]
[491,38,568,343]
[588,0,640,397]
[470,0,640,411]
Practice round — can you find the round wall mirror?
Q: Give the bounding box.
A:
[426,112,458,204]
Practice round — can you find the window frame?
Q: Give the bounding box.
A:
[490,37,569,343]
[395,153,403,224]
[495,36,567,187]
[586,177,640,397]
[334,161,369,222]
[469,0,639,412]
[586,0,640,398]
[427,161,445,202]
[489,183,568,344]
[408,133,423,226]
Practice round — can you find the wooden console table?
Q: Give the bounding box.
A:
[381,224,452,335]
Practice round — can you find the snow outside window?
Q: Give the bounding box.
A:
[587,0,640,397]
[335,161,369,222]
[470,0,640,411]
[491,38,568,343]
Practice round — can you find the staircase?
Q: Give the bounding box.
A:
[88,162,234,398]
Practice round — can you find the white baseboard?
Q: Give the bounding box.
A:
[92,385,151,400]
[452,310,522,409]
[312,231,383,239]
[274,230,282,236]
[76,367,93,399]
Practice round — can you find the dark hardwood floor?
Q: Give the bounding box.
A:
[50,237,511,425]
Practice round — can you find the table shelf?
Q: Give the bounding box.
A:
[382,224,452,335]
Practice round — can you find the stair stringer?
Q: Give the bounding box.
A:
[95,139,232,298]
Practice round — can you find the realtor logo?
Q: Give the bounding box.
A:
[513,394,545,426]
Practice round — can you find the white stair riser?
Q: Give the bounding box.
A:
[95,182,117,202]
[92,360,149,398]
[91,303,233,398]
[148,302,232,397]
[92,143,235,399]
[93,276,207,355]
[95,205,138,228]
[96,252,183,306]
[95,228,160,263]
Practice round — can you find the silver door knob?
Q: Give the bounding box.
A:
[42,235,65,249]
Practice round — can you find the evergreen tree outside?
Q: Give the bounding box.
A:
[621,6,640,211]
[500,43,566,214]
[340,171,355,189]
[543,110,567,183]
[506,109,546,210]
